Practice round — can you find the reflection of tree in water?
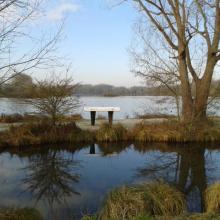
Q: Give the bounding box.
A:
[23,149,81,207]
[135,144,216,212]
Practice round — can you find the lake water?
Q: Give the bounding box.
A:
[0,96,220,119]
[0,143,220,219]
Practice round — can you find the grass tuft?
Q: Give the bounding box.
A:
[99,182,185,220]
[96,123,128,142]
[205,182,220,213]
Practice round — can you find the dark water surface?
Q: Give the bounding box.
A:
[0,143,220,219]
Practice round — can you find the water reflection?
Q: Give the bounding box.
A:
[134,143,216,212]
[22,149,81,208]
[1,143,220,219]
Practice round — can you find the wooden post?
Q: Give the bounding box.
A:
[91,111,96,126]
[108,111,113,125]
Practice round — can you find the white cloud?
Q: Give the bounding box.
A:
[47,2,80,21]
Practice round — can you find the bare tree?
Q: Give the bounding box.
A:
[26,74,80,125]
[130,22,182,119]
[126,0,220,123]
[0,0,62,86]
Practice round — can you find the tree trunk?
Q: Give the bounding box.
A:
[193,60,216,122]
[193,81,209,122]
[178,50,194,123]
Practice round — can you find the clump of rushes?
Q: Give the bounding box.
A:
[0,207,43,220]
[96,123,128,142]
[205,182,220,213]
[99,182,186,220]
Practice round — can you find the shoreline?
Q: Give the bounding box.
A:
[1,118,220,148]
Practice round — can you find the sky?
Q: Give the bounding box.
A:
[35,0,143,87]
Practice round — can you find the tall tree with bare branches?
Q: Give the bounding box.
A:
[128,0,220,123]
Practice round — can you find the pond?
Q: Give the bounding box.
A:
[0,143,220,219]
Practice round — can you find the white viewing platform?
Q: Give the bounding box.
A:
[84,107,120,126]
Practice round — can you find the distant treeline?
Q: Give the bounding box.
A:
[1,73,220,98]
[75,84,176,96]
[75,82,220,97]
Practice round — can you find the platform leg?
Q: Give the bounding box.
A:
[91,111,96,126]
[108,111,113,125]
[90,143,95,154]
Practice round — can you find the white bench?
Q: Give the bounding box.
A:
[84,107,120,126]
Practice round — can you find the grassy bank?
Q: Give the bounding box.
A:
[96,120,220,143]
[1,118,220,148]
[82,182,220,220]
[0,113,82,123]
[0,122,94,147]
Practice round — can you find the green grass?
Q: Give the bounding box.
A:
[0,207,43,220]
